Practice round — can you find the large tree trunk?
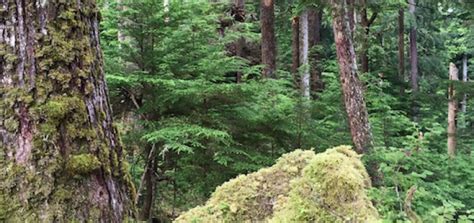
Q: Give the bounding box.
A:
[308,9,324,95]
[398,9,405,95]
[448,63,458,158]
[331,0,373,153]
[260,0,276,78]
[299,10,310,98]
[0,0,134,221]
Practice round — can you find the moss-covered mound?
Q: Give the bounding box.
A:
[174,146,379,222]
[271,146,379,222]
[174,149,316,222]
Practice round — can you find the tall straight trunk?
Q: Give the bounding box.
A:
[398,9,405,95]
[308,9,324,95]
[291,16,300,83]
[260,0,276,78]
[462,54,468,113]
[140,149,157,221]
[331,0,373,153]
[448,63,458,158]
[0,0,134,221]
[408,0,419,120]
[235,0,245,83]
[299,10,310,98]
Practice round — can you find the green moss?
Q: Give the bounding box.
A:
[66,154,101,175]
[271,146,379,222]
[3,117,18,133]
[175,149,317,222]
[175,146,379,223]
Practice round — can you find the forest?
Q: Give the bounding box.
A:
[0,0,473,222]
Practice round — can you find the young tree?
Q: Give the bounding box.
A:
[448,63,459,157]
[261,0,277,78]
[0,0,133,221]
[331,0,373,153]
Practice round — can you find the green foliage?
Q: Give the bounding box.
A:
[97,0,473,221]
[369,148,474,222]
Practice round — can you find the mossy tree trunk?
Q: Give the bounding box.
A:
[331,0,373,153]
[0,0,134,221]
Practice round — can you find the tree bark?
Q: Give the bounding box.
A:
[291,16,300,84]
[448,63,458,158]
[299,10,310,98]
[331,0,373,153]
[462,54,468,113]
[398,9,405,95]
[359,0,377,74]
[0,0,134,221]
[308,9,324,95]
[260,0,276,78]
[408,0,418,92]
[235,0,245,83]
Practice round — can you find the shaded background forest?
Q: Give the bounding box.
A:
[97,0,473,221]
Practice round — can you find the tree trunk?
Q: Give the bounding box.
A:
[291,16,300,84]
[331,0,373,153]
[359,0,377,74]
[398,9,405,95]
[462,54,468,113]
[235,0,245,83]
[260,0,276,78]
[299,10,310,98]
[140,149,157,221]
[0,0,134,221]
[448,63,458,158]
[308,9,324,95]
[408,0,418,92]
[346,0,356,35]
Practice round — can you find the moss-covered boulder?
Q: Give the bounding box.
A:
[174,146,379,222]
[271,146,379,222]
[174,149,316,222]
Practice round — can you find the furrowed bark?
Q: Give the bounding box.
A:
[0,0,135,221]
[331,0,373,153]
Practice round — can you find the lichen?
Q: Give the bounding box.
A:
[66,154,101,175]
[174,146,379,223]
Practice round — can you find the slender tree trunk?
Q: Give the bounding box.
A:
[292,16,300,84]
[235,0,245,83]
[448,63,458,158]
[408,0,419,120]
[0,0,134,221]
[359,0,377,74]
[299,10,310,98]
[260,0,276,78]
[331,0,373,153]
[462,54,468,113]
[140,149,157,221]
[308,9,324,95]
[398,9,405,95]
